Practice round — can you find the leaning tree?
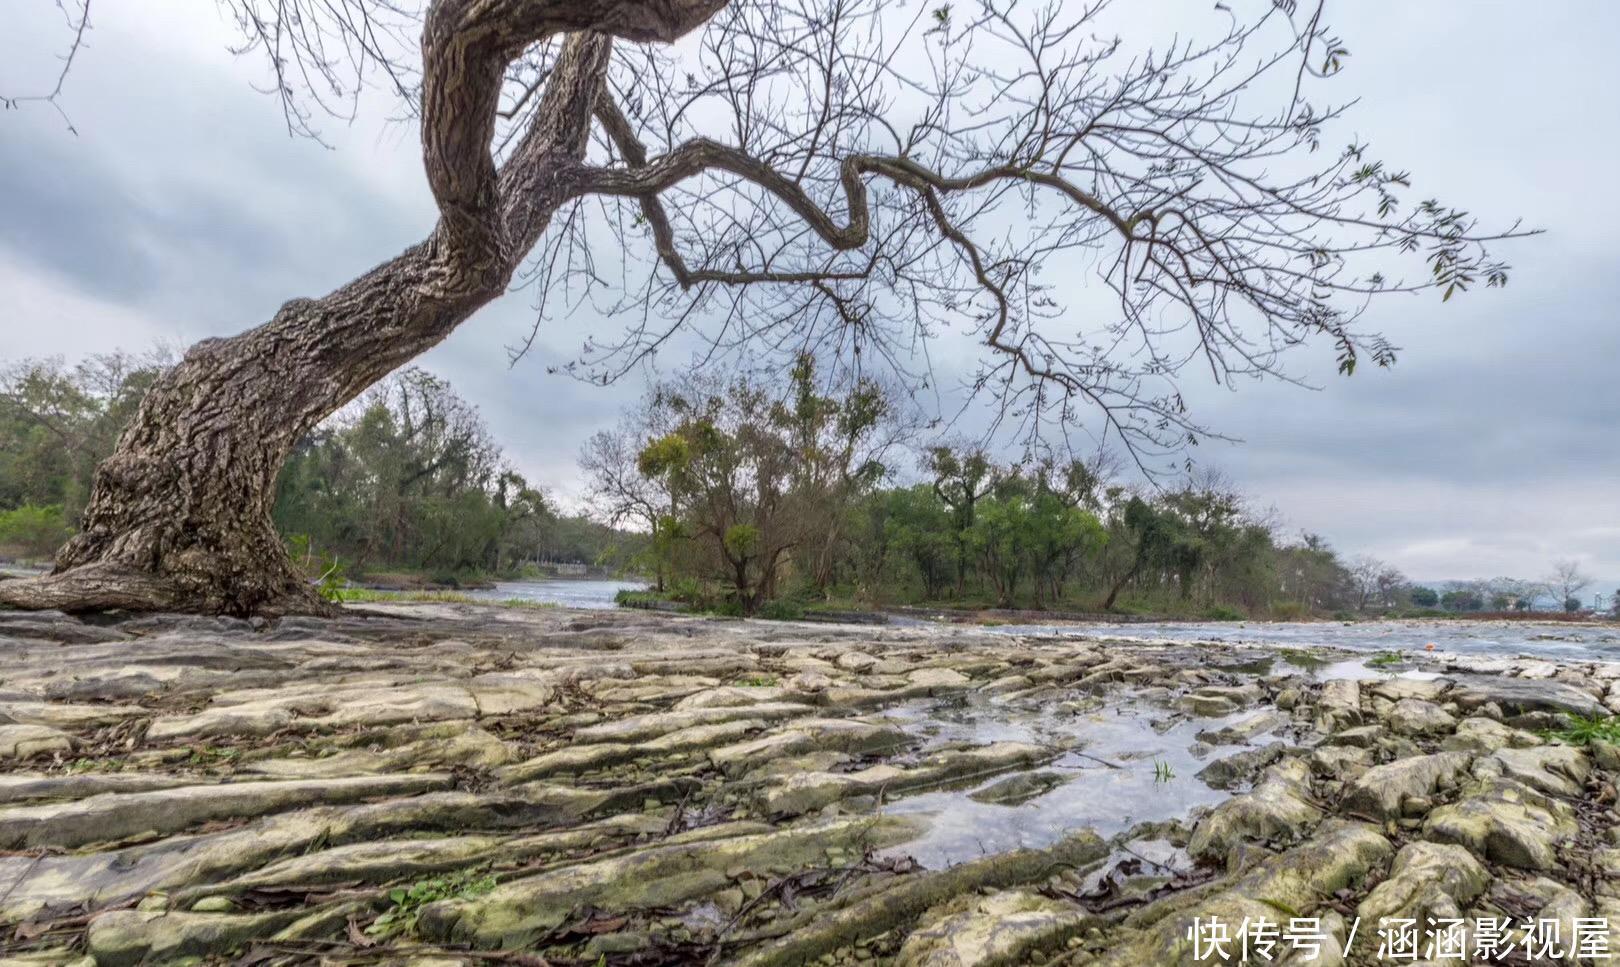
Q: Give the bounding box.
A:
[0,0,1525,615]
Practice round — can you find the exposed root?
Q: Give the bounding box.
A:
[0,562,336,618]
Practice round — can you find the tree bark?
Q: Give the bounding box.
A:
[0,224,516,614]
[1102,560,1140,612]
[0,3,727,616]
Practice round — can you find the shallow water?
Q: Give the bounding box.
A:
[873,690,1275,869]
[986,618,1620,661]
[467,578,646,609]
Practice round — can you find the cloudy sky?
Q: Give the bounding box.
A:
[2,1,1616,591]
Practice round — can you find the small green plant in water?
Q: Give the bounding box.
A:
[368,869,497,939]
[315,557,347,603]
[1277,648,1329,671]
[1153,760,1175,782]
[1543,714,1620,747]
[1365,651,1403,669]
[736,674,780,687]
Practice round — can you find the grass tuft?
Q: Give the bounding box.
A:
[1543,714,1620,746]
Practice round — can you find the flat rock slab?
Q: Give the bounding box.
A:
[0,774,453,850]
[1447,674,1607,719]
[0,723,73,759]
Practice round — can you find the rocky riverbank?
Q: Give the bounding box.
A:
[2,604,1619,965]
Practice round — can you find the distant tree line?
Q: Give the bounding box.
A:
[583,363,1463,619]
[4,351,1602,617]
[0,353,642,583]
[1406,562,1602,615]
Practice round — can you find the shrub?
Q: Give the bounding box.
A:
[0,504,72,560]
[1544,714,1620,747]
[1204,605,1245,621]
[757,598,806,621]
[1269,601,1310,621]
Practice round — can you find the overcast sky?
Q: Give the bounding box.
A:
[1,1,1616,591]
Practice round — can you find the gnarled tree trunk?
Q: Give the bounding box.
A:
[2,245,502,615]
[0,3,725,616]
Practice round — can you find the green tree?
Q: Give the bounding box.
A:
[873,486,955,601]
[1102,498,1191,611]
[926,447,997,597]
[632,359,894,613]
[1021,469,1108,607]
[968,480,1035,608]
[0,504,73,561]
[0,352,172,525]
[272,368,554,578]
[1440,588,1485,612]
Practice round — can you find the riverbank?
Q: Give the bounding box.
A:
[2,604,1619,964]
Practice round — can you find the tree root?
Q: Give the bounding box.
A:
[0,563,337,618]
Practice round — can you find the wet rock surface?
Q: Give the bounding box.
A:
[0,604,1617,965]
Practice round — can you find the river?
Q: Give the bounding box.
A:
[466,579,1618,660]
[987,617,1620,661]
[465,578,646,609]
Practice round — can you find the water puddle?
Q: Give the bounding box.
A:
[873,689,1283,869]
[1311,657,1445,682]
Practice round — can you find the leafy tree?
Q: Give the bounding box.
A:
[272,369,552,577]
[1021,469,1108,607]
[1408,585,1440,608]
[926,447,997,597]
[1103,498,1190,611]
[632,359,894,613]
[1440,588,1485,612]
[881,486,956,601]
[967,478,1035,608]
[1274,534,1354,612]
[0,505,74,561]
[779,358,897,594]
[0,352,172,525]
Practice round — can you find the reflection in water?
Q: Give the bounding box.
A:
[874,691,1278,869]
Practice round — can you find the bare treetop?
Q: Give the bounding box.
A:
[201,0,1528,468]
